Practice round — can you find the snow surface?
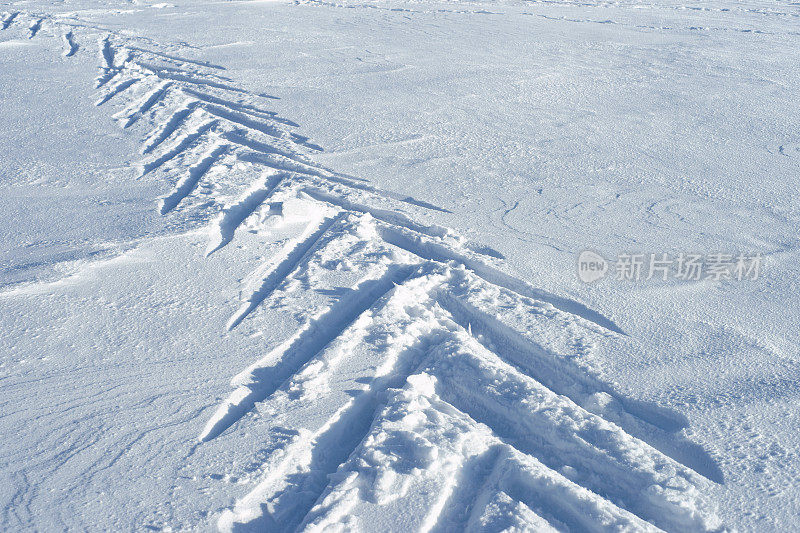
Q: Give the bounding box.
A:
[0,0,798,531]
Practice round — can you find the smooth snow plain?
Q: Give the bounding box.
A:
[0,0,798,531]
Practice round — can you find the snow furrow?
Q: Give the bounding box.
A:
[62,31,78,57]
[140,119,217,177]
[159,142,227,214]
[220,266,452,530]
[205,172,286,256]
[202,262,416,442]
[179,87,297,125]
[437,272,725,483]
[28,18,43,39]
[1,12,19,30]
[423,335,719,531]
[95,76,140,107]
[114,81,173,129]
[225,213,343,330]
[140,101,199,154]
[376,221,626,334]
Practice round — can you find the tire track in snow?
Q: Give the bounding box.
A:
[22,16,725,532]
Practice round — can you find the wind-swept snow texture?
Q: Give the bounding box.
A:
[1,1,797,531]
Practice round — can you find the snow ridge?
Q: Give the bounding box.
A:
[5,13,724,532]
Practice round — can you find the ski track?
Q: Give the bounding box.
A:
[16,12,725,532]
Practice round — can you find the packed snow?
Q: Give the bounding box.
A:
[1,0,798,531]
